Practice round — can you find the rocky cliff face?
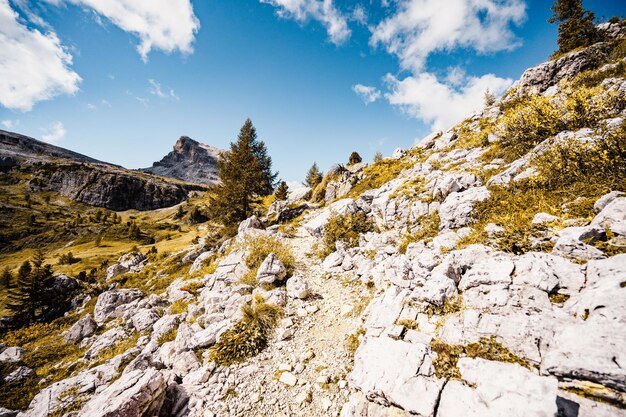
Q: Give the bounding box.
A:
[0,130,204,211]
[142,136,222,185]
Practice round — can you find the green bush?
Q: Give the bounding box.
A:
[498,95,564,160]
[531,122,626,192]
[209,298,282,365]
[242,234,296,277]
[324,211,374,254]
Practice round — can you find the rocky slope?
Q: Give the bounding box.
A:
[142,136,222,185]
[0,130,206,211]
[1,19,626,417]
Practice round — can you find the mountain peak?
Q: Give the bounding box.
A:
[142,136,223,185]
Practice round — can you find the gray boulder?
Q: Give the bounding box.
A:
[238,215,264,235]
[437,358,558,417]
[439,186,490,229]
[76,368,166,417]
[348,337,444,416]
[64,314,97,344]
[0,347,24,363]
[4,366,34,383]
[93,289,144,324]
[256,253,287,285]
[286,275,311,299]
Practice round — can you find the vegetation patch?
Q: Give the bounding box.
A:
[323,211,374,254]
[241,234,295,277]
[157,328,178,345]
[431,336,531,381]
[209,297,282,366]
[399,212,441,254]
[348,158,415,198]
[345,327,366,358]
[454,118,496,150]
[169,299,190,315]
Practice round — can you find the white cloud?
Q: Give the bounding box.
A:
[49,0,200,61]
[260,0,351,45]
[148,79,179,100]
[351,5,367,25]
[87,103,97,110]
[0,0,81,111]
[41,121,66,143]
[1,119,20,129]
[135,97,149,107]
[370,0,526,72]
[352,84,381,104]
[384,71,512,131]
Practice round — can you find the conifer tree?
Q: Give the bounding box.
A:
[6,251,53,325]
[549,0,599,54]
[348,152,362,165]
[274,181,289,200]
[304,163,323,188]
[1,267,12,289]
[209,119,277,227]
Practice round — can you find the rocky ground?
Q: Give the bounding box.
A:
[1,19,626,417]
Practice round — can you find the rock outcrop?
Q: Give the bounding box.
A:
[142,136,223,185]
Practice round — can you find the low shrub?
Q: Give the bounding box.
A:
[348,158,415,197]
[398,212,441,254]
[531,122,626,193]
[498,95,564,161]
[323,211,374,254]
[241,234,295,276]
[209,298,282,365]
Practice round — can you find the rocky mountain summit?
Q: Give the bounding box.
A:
[142,136,222,185]
[1,19,626,417]
[0,130,206,211]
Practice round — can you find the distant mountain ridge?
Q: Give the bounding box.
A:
[0,129,114,167]
[142,136,222,185]
[0,130,206,211]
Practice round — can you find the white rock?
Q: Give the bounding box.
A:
[437,358,558,417]
[279,371,298,387]
[542,320,626,392]
[256,253,287,285]
[238,215,264,235]
[594,191,625,212]
[77,368,166,417]
[132,308,160,332]
[189,251,215,275]
[532,212,560,225]
[323,251,344,269]
[4,366,34,383]
[348,337,444,416]
[64,314,97,344]
[439,187,490,229]
[93,289,144,324]
[0,347,25,363]
[286,275,311,299]
[303,199,358,238]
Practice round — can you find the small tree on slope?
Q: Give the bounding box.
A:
[304,162,323,188]
[209,118,277,227]
[549,0,599,55]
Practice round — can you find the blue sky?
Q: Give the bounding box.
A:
[0,0,623,183]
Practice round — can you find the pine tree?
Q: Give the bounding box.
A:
[373,151,383,163]
[348,152,362,165]
[274,181,289,200]
[208,119,277,227]
[549,0,599,55]
[304,163,323,188]
[1,267,12,289]
[6,251,53,325]
[484,89,496,106]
